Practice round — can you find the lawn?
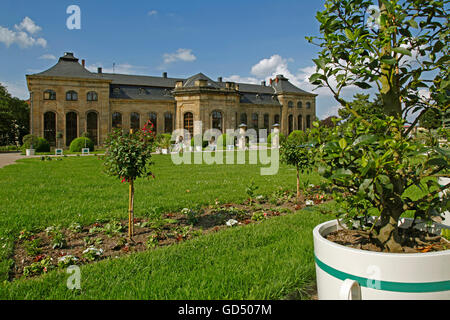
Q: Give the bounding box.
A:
[0,153,332,299]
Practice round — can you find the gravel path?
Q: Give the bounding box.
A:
[0,153,26,169]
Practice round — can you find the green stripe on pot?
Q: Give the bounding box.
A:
[315,256,450,293]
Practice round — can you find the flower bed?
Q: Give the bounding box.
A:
[11,186,332,279]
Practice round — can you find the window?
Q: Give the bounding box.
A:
[87,112,98,145]
[212,111,223,132]
[297,101,303,109]
[298,115,303,131]
[113,88,121,95]
[306,102,311,109]
[130,112,140,131]
[44,90,56,100]
[139,88,146,95]
[288,114,293,134]
[43,111,56,146]
[149,113,157,133]
[112,112,122,128]
[274,114,280,125]
[252,113,259,129]
[66,112,78,146]
[184,112,194,137]
[240,113,247,125]
[306,115,311,129]
[87,91,98,101]
[66,91,78,101]
[164,112,173,133]
[263,114,270,129]
[288,101,294,108]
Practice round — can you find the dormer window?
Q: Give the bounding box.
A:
[139,88,146,95]
[66,91,78,101]
[87,91,98,101]
[44,90,56,100]
[113,88,120,95]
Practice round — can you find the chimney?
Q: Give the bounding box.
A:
[261,81,266,86]
[98,67,102,74]
[162,72,167,78]
[82,59,85,67]
[218,77,223,83]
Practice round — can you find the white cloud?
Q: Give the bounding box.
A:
[148,10,158,16]
[223,75,259,84]
[163,48,196,64]
[0,17,46,48]
[14,17,42,34]
[319,104,342,119]
[39,54,56,60]
[0,79,29,100]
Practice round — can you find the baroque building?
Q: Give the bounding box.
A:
[26,52,317,147]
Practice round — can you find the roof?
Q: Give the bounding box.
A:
[29,53,315,100]
[30,52,102,80]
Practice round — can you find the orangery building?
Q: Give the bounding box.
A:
[26,52,317,147]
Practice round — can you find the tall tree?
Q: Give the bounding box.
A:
[0,83,29,146]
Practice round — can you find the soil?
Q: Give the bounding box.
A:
[326,227,450,253]
[11,187,332,280]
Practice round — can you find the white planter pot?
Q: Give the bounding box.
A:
[161,149,168,154]
[195,146,202,152]
[313,219,450,300]
[26,149,35,156]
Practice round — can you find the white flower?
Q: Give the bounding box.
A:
[226,219,238,227]
[83,247,103,255]
[58,255,78,263]
[308,184,315,188]
[256,195,264,200]
[305,200,314,206]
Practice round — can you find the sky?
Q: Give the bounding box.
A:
[0,0,369,119]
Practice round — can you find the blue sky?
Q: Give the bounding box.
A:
[0,0,359,119]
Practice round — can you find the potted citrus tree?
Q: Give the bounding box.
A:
[307,0,449,299]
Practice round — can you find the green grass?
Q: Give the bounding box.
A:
[0,153,329,299]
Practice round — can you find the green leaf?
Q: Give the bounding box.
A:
[407,19,418,28]
[339,138,347,150]
[354,82,372,89]
[392,47,412,57]
[344,28,354,41]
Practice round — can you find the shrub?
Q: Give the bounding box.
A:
[21,135,50,152]
[69,137,94,152]
[267,132,286,146]
[190,135,209,148]
[287,130,305,142]
[156,134,172,149]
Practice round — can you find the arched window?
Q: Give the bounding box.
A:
[240,113,247,125]
[288,114,293,134]
[288,101,294,108]
[297,101,303,109]
[184,112,194,137]
[164,112,173,133]
[87,91,98,101]
[87,112,98,145]
[44,90,56,101]
[149,113,157,133]
[66,91,78,101]
[298,115,303,131]
[306,102,311,109]
[306,115,311,129]
[252,113,259,129]
[274,114,280,125]
[66,112,78,146]
[212,111,223,132]
[263,114,270,129]
[44,111,56,146]
[112,112,122,128]
[130,112,140,131]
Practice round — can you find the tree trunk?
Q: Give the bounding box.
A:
[296,166,301,198]
[128,180,134,240]
[378,0,402,117]
[376,208,403,253]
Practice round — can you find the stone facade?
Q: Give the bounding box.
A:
[26,53,317,147]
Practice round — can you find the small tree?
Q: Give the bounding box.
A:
[104,120,155,239]
[280,130,315,199]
